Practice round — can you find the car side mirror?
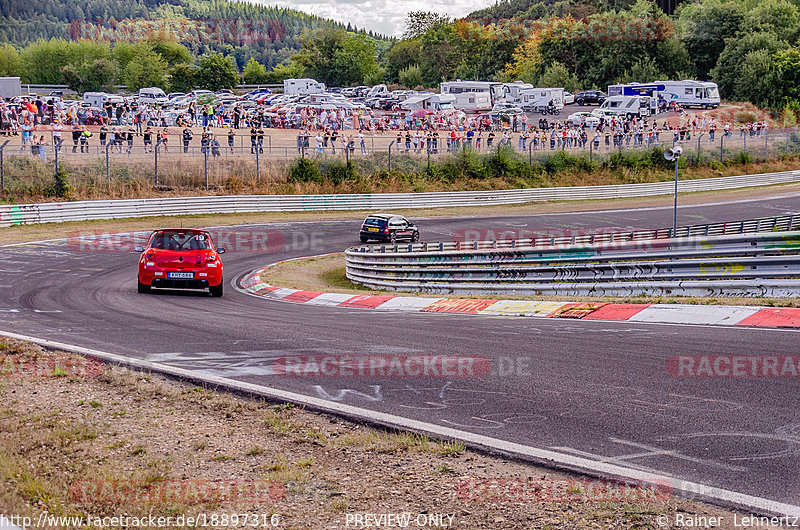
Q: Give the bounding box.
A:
[134,246,144,252]
[218,248,226,254]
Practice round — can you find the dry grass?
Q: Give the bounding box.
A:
[0,338,765,528]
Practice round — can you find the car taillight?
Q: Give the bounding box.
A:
[383,227,389,233]
[206,253,217,262]
[145,253,154,260]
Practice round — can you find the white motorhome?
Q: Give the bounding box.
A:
[400,93,456,111]
[597,95,651,118]
[439,80,503,111]
[138,87,168,105]
[283,78,326,95]
[83,92,124,108]
[501,81,534,105]
[656,80,720,108]
[365,84,389,99]
[518,88,564,112]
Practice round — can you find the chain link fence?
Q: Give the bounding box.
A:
[1,128,799,194]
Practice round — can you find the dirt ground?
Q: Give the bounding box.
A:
[0,339,785,529]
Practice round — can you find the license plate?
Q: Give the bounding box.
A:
[168,272,194,279]
[367,227,379,232]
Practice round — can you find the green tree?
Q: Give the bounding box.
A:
[243,57,268,84]
[196,52,239,90]
[264,62,301,83]
[149,39,192,66]
[774,47,800,105]
[677,1,744,79]
[0,44,22,77]
[403,11,451,39]
[398,65,423,88]
[736,49,781,108]
[618,57,665,84]
[292,28,380,86]
[537,61,580,92]
[712,31,788,99]
[742,0,800,43]
[168,62,196,92]
[125,49,168,91]
[384,38,421,82]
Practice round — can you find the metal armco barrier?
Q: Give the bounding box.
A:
[1,169,800,227]
[345,231,800,298]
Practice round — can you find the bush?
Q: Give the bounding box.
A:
[44,166,71,199]
[288,158,322,183]
[484,145,528,176]
[735,110,757,124]
[327,161,357,184]
[734,151,753,165]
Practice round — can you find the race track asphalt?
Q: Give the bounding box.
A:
[1,191,799,512]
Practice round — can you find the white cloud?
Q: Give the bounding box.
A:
[252,0,497,37]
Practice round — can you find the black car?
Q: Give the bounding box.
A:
[575,90,607,105]
[360,214,419,243]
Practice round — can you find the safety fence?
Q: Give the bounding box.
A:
[2,171,800,227]
[1,128,800,192]
[345,230,800,298]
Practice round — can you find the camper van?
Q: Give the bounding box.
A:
[597,95,652,118]
[656,80,720,108]
[400,93,456,111]
[283,78,326,95]
[518,88,564,112]
[138,87,168,105]
[439,81,503,111]
[501,81,534,105]
[83,92,124,108]
[608,80,719,109]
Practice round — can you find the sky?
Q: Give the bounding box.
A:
[256,0,495,37]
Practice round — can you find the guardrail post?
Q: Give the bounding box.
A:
[743,133,746,152]
[764,130,768,160]
[672,155,681,237]
[787,132,791,157]
[0,140,8,193]
[720,135,724,163]
[588,140,592,163]
[154,146,158,186]
[529,141,533,166]
[105,142,111,190]
[256,148,260,184]
[388,140,394,172]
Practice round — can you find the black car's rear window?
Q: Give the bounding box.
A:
[364,217,388,227]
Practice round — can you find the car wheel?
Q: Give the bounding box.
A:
[389,232,397,243]
[412,231,419,242]
[577,99,584,106]
[209,282,223,297]
[137,279,151,294]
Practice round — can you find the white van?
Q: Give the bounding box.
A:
[83,92,124,108]
[283,78,326,95]
[138,87,168,105]
[597,96,651,118]
[518,88,564,112]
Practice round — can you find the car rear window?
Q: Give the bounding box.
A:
[151,231,211,251]
[364,217,388,227]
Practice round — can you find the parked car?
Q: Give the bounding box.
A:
[490,103,524,121]
[135,229,226,297]
[567,111,601,128]
[574,90,607,105]
[563,91,575,104]
[359,214,419,243]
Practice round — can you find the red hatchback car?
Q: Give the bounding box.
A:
[136,229,226,296]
